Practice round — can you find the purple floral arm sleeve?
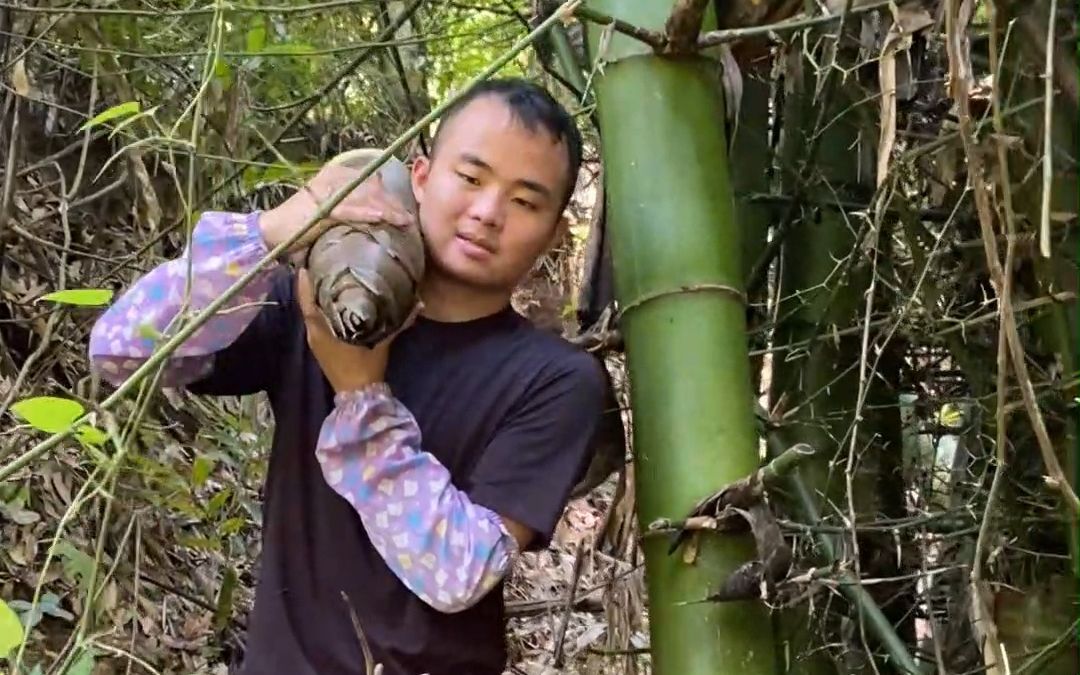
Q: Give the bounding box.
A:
[88,211,275,388]
[316,384,519,613]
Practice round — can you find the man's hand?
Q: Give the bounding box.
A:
[297,268,420,393]
[259,164,415,262]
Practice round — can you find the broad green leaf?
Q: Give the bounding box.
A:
[0,597,24,659]
[241,161,319,191]
[218,517,246,536]
[206,488,232,516]
[246,22,267,53]
[11,397,84,433]
[212,57,233,89]
[39,288,113,307]
[79,101,140,132]
[75,425,109,447]
[106,104,160,140]
[178,535,221,552]
[192,456,215,488]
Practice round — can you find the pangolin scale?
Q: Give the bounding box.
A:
[305,148,425,348]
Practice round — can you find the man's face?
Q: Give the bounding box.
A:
[410,95,571,292]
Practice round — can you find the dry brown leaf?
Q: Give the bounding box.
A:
[129,152,162,231]
[877,7,934,187]
[11,58,31,97]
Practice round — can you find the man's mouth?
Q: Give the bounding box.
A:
[456,233,496,255]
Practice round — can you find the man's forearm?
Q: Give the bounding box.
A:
[88,211,277,387]
[315,384,519,613]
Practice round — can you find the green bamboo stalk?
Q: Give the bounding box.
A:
[764,28,921,671]
[0,0,581,483]
[549,22,588,95]
[584,4,777,673]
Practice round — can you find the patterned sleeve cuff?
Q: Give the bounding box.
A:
[88,211,278,386]
[315,386,518,612]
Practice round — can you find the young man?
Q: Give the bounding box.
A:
[88,79,608,675]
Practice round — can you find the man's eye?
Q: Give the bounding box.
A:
[456,172,480,186]
[513,198,538,211]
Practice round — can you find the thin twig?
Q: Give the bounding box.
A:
[969,11,1015,666]
[573,6,666,50]
[1037,0,1057,258]
[697,0,891,48]
[552,541,586,667]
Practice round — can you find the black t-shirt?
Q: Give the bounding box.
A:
[188,268,607,675]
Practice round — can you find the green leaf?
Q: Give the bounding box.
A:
[75,425,109,447]
[0,597,24,659]
[206,488,232,516]
[246,22,267,53]
[192,456,215,488]
[79,101,140,132]
[38,288,114,307]
[11,397,85,434]
[53,542,96,595]
[218,517,246,536]
[178,535,221,552]
[64,649,95,675]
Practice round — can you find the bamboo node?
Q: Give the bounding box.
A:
[618,282,746,318]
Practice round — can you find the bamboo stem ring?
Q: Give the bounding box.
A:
[618,282,746,318]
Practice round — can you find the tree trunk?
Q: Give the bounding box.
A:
[585,4,778,674]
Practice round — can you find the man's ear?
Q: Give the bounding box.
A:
[411,154,431,204]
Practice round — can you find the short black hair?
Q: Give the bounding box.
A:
[431,77,583,211]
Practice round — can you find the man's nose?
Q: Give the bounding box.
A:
[466,188,506,230]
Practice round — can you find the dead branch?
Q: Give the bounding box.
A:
[662,0,709,54]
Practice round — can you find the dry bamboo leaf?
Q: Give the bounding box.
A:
[877,42,898,187]
[877,7,934,187]
[129,152,161,231]
[969,580,1007,675]
[11,58,30,97]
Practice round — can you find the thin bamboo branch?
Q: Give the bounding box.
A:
[573,6,665,50]
[697,0,891,48]
[969,15,1016,664]
[1037,0,1057,258]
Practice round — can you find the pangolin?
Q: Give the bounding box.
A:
[304,148,425,348]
